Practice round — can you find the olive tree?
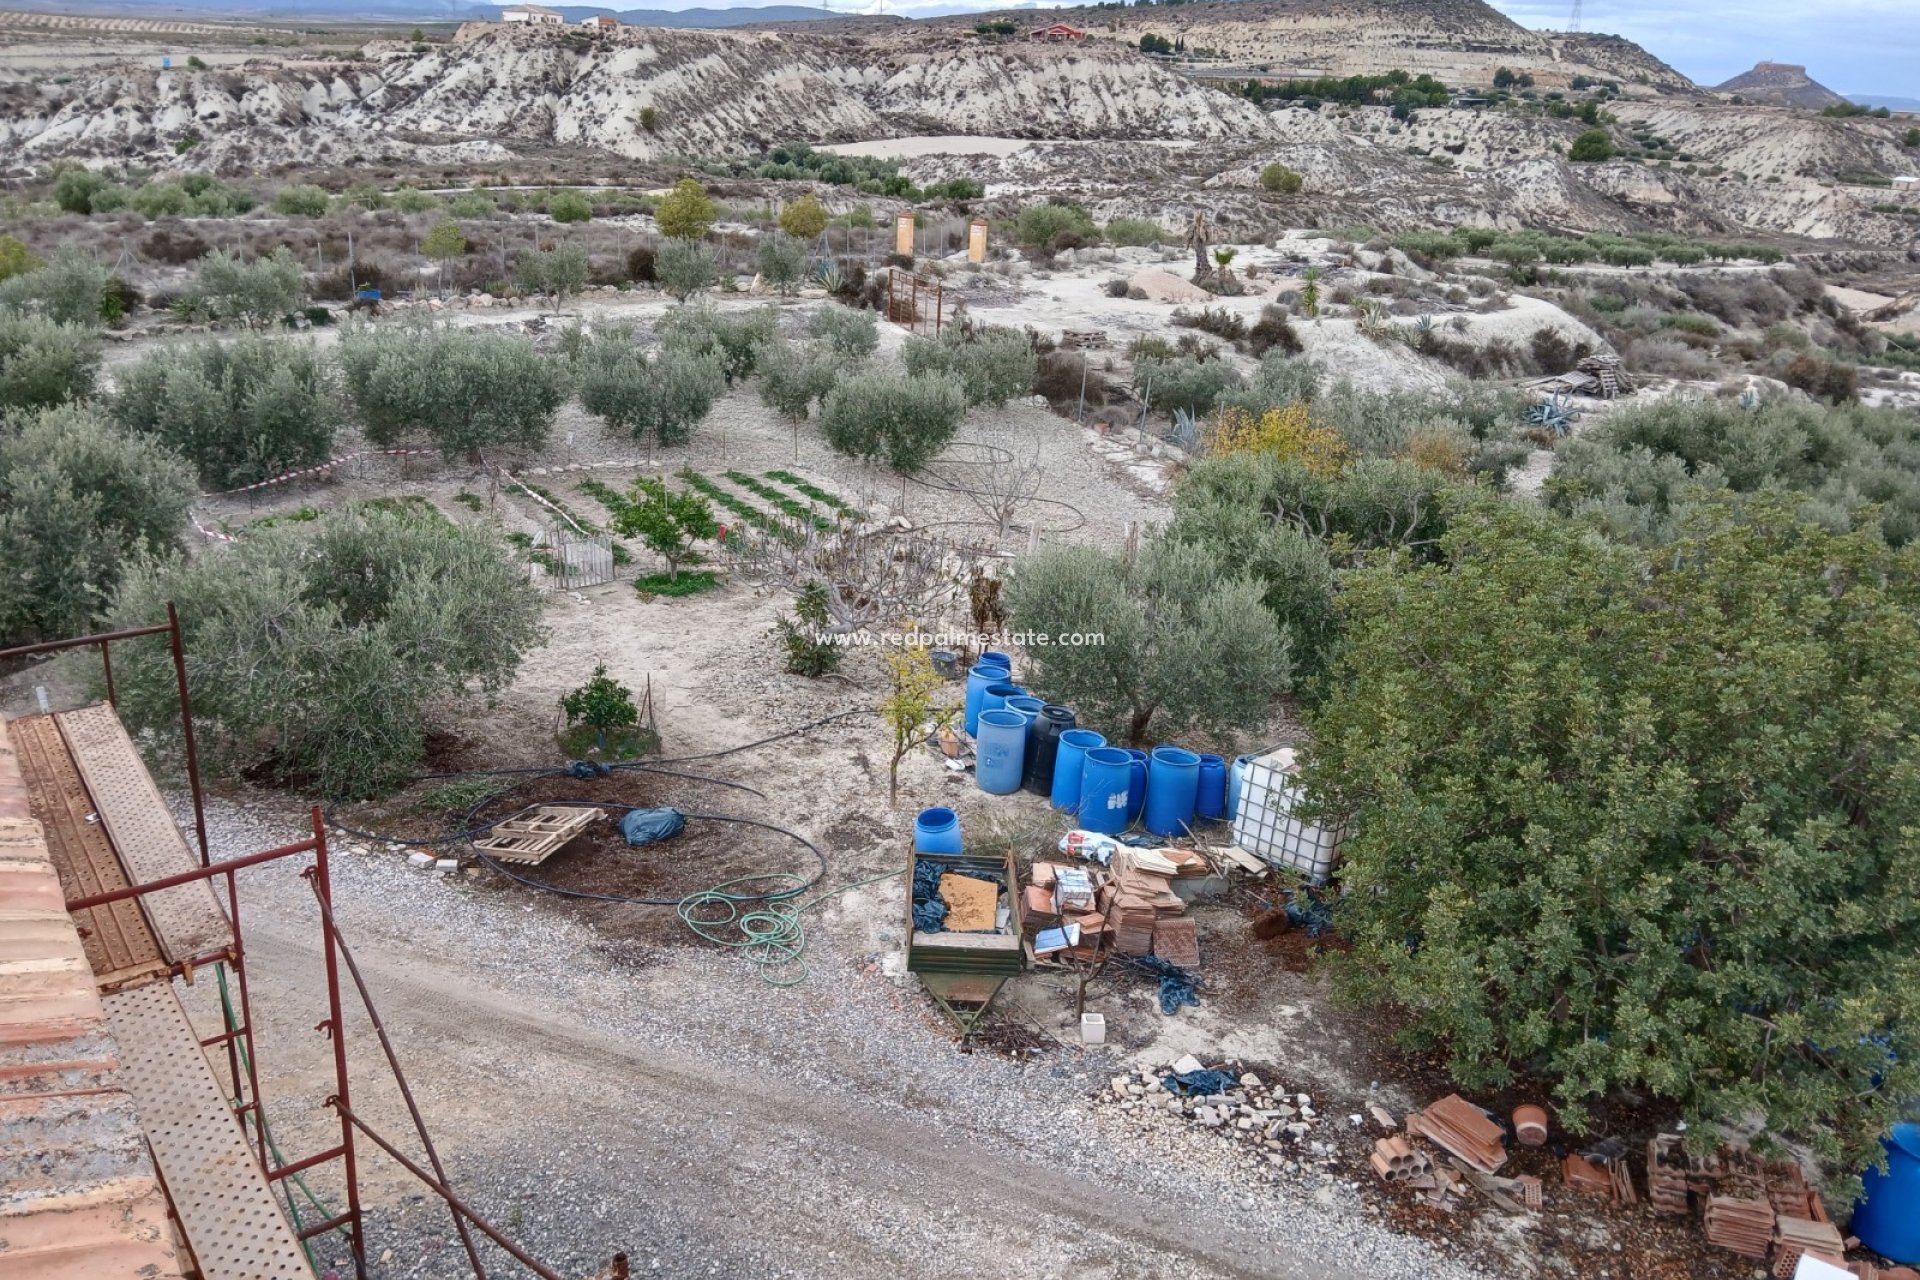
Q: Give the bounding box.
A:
[1004,534,1290,746]
[0,404,194,648]
[513,243,589,309]
[111,336,339,488]
[818,371,965,473]
[103,504,545,799]
[758,337,840,456]
[658,303,777,384]
[572,323,725,456]
[1302,496,1920,1192]
[0,250,113,326]
[0,314,99,411]
[181,249,304,325]
[901,325,1036,408]
[808,304,878,358]
[338,324,568,459]
[756,232,806,296]
[655,240,716,301]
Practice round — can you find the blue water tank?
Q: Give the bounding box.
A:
[1144,747,1200,837]
[1051,728,1105,811]
[963,662,1010,736]
[975,710,1027,795]
[1124,749,1149,826]
[1855,1123,1920,1263]
[1024,705,1076,796]
[980,649,1014,676]
[913,807,963,854]
[1195,753,1228,821]
[981,682,1022,721]
[1227,752,1259,820]
[1004,695,1045,733]
[1078,747,1134,834]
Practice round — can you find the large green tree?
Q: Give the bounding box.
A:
[339,324,567,459]
[1302,496,1920,1187]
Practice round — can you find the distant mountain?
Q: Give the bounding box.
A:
[1847,94,1920,113]
[0,0,842,24]
[1714,61,1847,110]
[512,4,837,24]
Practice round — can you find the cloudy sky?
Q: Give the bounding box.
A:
[1485,0,1918,94]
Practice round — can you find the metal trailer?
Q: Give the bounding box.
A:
[904,846,1024,1039]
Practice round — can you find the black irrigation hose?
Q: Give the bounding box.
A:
[405,709,874,781]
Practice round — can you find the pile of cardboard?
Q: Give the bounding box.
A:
[1406,1094,1507,1174]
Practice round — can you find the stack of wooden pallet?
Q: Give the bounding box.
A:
[472,806,602,865]
[1406,1094,1507,1174]
[1703,1196,1775,1258]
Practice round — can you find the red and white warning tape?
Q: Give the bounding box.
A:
[208,448,438,496]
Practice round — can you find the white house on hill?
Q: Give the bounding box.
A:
[503,4,564,25]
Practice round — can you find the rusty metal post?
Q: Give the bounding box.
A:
[309,808,368,1279]
[166,602,211,868]
[225,873,271,1175]
[98,639,115,706]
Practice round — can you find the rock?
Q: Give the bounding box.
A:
[406,851,435,869]
[1271,1105,1296,1119]
[1171,1054,1205,1076]
[434,858,459,872]
[1239,1072,1263,1089]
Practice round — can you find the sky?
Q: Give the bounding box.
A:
[1473,0,1914,94]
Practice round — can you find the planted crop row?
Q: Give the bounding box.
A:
[679,470,778,535]
[724,470,833,529]
[763,470,864,520]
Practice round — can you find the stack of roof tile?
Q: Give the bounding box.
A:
[1647,1134,1691,1216]
[1024,862,1112,960]
[1406,1094,1507,1174]
[1765,1161,1828,1223]
[1703,1195,1775,1258]
[1563,1153,1614,1197]
[1773,1217,1846,1275]
[1152,917,1200,969]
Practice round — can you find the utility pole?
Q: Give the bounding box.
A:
[1568,0,1582,32]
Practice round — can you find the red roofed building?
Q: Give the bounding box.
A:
[1029,22,1087,42]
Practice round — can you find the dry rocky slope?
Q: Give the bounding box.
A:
[1714,60,1849,110]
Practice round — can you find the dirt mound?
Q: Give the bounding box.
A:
[1128,269,1214,303]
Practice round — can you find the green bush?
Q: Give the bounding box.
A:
[1133,354,1242,418]
[900,325,1035,407]
[1259,162,1304,194]
[658,303,776,383]
[111,335,339,488]
[773,581,842,676]
[1303,496,1920,1189]
[611,475,717,581]
[513,243,588,305]
[389,185,438,214]
[447,190,497,219]
[757,338,839,423]
[1005,534,1290,745]
[0,250,113,326]
[573,323,725,453]
[1014,201,1098,251]
[548,189,594,223]
[808,304,878,358]
[756,231,807,295]
[779,193,829,240]
[181,249,304,325]
[1569,128,1615,162]
[654,178,718,240]
[655,239,716,301]
[1545,397,1920,545]
[0,314,99,411]
[54,168,111,214]
[1102,216,1168,247]
[818,371,965,473]
[103,505,544,799]
[0,235,34,282]
[339,324,567,459]
[272,184,331,217]
[0,404,195,648]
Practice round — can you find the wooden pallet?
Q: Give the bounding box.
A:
[472,806,602,865]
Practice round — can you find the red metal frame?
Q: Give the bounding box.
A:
[5,615,570,1280]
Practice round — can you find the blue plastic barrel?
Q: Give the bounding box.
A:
[1050,728,1105,811]
[980,649,1014,676]
[913,807,963,854]
[1024,705,1076,796]
[1078,747,1134,834]
[975,710,1027,795]
[1227,752,1258,820]
[1004,695,1045,731]
[1195,753,1228,821]
[981,682,1021,720]
[963,662,1010,737]
[1124,748,1149,826]
[1144,747,1200,837]
[1855,1123,1920,1263]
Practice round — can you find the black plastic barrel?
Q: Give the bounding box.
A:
[1022,705,1077,795]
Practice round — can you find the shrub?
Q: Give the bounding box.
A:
[773,581,842,676]
[390,186,438,214]
[513,243,589,306]
[1259,162,1304,194]
[655,177,718,240]
[1568,128,1614,162]
[757,338,839,425]
[0,250,113,326]
[111,336,339,488]
[548,189,593,223]
[103,505,544,798]
[1780,351,1859,404]
[1172,305,1247,342]
[421,220,467,259]
[1206,403,1350,474]
[779,193,829,240]
[573,324,725,453]
[756,231,807,295]
[447,190,497,219]
[339,324,567,459]
[0,235,36,282]
[1005,535,1290,745]
[1133,354,1242,418]
[1014,201,1098,251]
[626,244,657,284]
[900,325,1035,407]
[0,404,195,648]
[655,239,716,300]
[611,475,717,581]
[54,168,111,214]
[1247,305,1302,357]
[818,371,966,473]
[658,303,777,383]
[1905,127,1920,148]
[273,184,331,216]
[1103,216,1168,247]
[1304,496,1920,1188]
[808,304,878,358]
[560,664,639,751]
[0,315,99,411]
[181,249,304,325]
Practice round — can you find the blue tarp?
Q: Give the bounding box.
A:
[1135,955,1200,1014]
[619,807,685,846]
[1162,1069,1237,1097]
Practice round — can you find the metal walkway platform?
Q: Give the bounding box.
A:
[103,981,312,1280]
[57,705,231,966]
[9,714,170,992]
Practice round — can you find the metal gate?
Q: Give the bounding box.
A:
[544,525,614,590]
